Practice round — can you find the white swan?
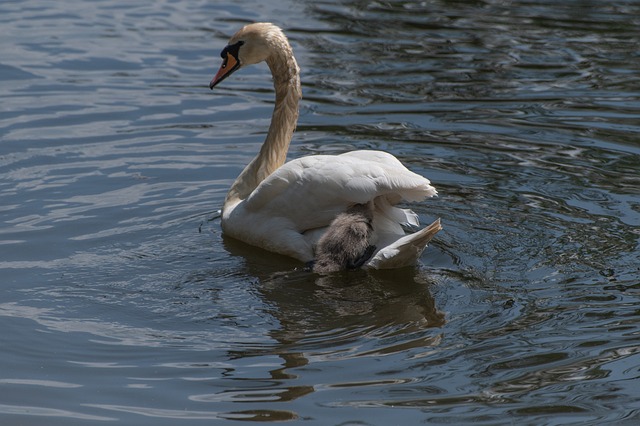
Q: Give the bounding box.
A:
[210,23,441,269]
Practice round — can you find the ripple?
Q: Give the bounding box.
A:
[0,379,83,389]
[0,404,114,422]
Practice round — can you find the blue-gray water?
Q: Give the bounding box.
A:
[1,1,639,425]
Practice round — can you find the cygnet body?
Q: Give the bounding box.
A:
[313,202,377,274]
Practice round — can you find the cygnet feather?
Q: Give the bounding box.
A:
[313,202,377,274]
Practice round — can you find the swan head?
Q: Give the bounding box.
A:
[209,23,287,89]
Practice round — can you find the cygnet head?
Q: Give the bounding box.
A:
[209,23,287,89]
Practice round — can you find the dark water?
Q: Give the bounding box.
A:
[1,0,639,424]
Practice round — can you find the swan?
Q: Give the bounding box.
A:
[210,22,441,269]
[313,201,377,274]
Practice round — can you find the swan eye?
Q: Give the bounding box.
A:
[220,40,245,60]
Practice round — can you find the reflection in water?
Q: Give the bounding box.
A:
[264,268,445,349]
[224,235,444,328]
[222,235,445,407]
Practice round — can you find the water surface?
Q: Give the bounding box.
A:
[1,0,639,424]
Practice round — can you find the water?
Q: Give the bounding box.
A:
[1,0,639,424]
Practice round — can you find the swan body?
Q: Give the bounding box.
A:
[211,23,441,268]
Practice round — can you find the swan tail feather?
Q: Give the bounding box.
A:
[366,218,442,270]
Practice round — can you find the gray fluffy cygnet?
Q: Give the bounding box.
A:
[313,202,377,274]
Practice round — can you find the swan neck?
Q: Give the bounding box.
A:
[224,45,301,210]
[261,52,301,173]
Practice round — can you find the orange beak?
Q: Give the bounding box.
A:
[210,53,240,89]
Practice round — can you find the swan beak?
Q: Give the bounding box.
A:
[210,53,240,89]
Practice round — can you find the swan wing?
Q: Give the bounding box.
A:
[244,150,436,231]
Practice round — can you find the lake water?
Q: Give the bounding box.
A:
[1,0,639,424]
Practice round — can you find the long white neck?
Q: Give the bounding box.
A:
[223,44,301,211]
